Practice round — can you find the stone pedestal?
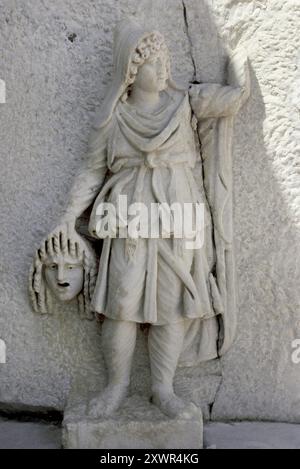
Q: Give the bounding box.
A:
[62,395,203,449]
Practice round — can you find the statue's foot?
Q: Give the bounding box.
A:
[151,388,199,419]
[87,383,129,419]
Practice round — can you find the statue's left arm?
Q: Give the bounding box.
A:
[189,48,250,119]
[187,49,250,358]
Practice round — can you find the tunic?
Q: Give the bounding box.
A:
[89,90,216,325]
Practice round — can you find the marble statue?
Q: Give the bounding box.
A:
[30,18,250,420]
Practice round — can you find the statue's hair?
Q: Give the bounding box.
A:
[121,31,171,101]
[29,231,97,320]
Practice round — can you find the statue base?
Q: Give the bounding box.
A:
[62,394,203,449]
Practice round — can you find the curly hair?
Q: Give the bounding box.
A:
[29,231,98,320]
[122,31,171,101]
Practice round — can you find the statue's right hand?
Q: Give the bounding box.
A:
[60,213,77,232]
[40,214,81,258]
[49,214,77,243]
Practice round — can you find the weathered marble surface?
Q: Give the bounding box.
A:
[0,0,299,422]
[63,395,203,449]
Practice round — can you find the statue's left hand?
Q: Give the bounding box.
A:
[227,47,251,107]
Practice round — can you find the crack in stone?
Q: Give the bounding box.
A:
[182,0,223,422]
[182,0,197,83]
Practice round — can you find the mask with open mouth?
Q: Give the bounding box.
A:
[44,252,84,302]
[29,230,97,319]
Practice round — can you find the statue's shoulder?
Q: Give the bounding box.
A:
[166,87,190,115]
[167,86,188,101]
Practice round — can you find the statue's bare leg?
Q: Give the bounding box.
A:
[88,318,137,419]
[148,321,198,418]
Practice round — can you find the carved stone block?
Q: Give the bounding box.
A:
[62,395,203,449]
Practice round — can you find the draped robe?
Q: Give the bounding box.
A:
[66,83,244,365]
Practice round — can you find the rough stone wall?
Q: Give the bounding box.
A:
[208,0,300,422]
[0,0,299,421]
